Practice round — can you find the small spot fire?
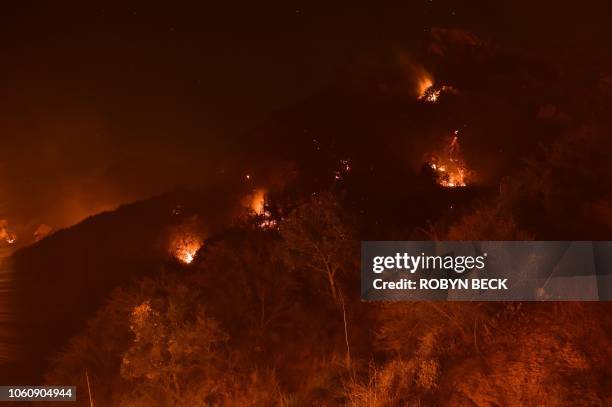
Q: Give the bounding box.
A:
[427,131,470,188]
[333,159,352,181]
[168,216,204,264]
[415,69,458,103]
[249,189,266,215]
[417,73,435,100]
[172,234,203,264]
[418,84,458,103]
[244,188,277,229]
[0,220,17,245]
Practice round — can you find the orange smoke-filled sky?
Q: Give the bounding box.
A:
[1,1,610,237]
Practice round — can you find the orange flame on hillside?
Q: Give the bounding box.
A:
[415,68,458,103]
[249,189,266,215]
[428,131,470,187]
[167,212,205,264]
[172,234,202,264]
[0,220,16,245]
[417,73,434,99]
[419,83,458,103]
[243,189,277,229]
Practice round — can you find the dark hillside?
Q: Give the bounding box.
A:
[2,185,248,383]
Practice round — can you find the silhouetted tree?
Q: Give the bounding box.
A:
[279,192,355,303]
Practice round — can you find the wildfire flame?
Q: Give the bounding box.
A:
[172,234,202,264]
[428,131,470,187]
[0,220,16,245]
[249,189,266,215]
[417,74,434,99]
[419,84,458,103]
[421,86,441,103]
[244,189,277,229]
[414,67,457,103]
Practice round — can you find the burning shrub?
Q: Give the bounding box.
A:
[167,216,205,264]
[242,188,277,229]
[0,219,17,245]
[419,84,459,103]
[171,233,202,264]
[426,131,471,187]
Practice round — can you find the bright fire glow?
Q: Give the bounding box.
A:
[422,87,441,102]
[417,74,434,99]
[244,189,277,229]
[419,84,457,103]
[172,234,202,264]
[249,189,266,215]
[0,220,16,245]
[428,131,470,188]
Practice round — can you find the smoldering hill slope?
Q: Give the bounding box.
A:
[238,42,607,190]
[2,40,610,385]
